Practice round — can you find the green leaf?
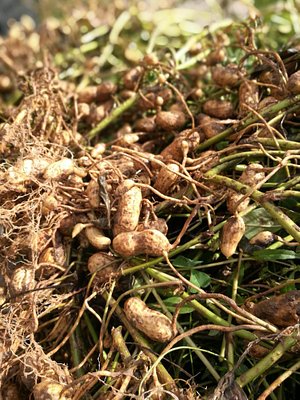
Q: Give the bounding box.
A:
[268,167,288,183]
[243,207,281,239]
[279,198,300,213]
[189,270,211,293]
[252,249,299,261]
[163,297,194,314]
[172,255,202,269]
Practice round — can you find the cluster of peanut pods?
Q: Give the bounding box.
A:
[1,12,300,400]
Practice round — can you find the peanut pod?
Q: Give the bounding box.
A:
[198,114,224,139]
[252,290,300,327]
[249,231,276,247]
[226,163,265,214]
[154,163,180,194]
[239,80,259,116]
[211,64,240,87]
[43,158,74,180]
[10,266,35,296]
[88,252,120,285]
[33,379,71,400]
[239,163,265,186]
[85,226,111,250]
[287,70,300,95]
[113,229,171,257]
[160,131,200,163]
[155,110,187,131]
[86,179,101,208]
[203,99,234,119]
[124,297,175,342]
[113,179,142,237]
[137,218,168,235]
[220,215,245,258]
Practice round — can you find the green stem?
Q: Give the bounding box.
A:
[256,137,300,150]
[83,313,99,344]
[236,335,297,387]
[196,94,300,152]
[276,175,300,190]
[258,359,300,400]
[175,19,231,66]
[111,326,131,360]
[177,49,210,70]
[206,160,241,175]
[70,331,84,378]
[269,190,300,199]
[80,25,109,44]
[227,254,242,370]
[263,183,300,190]
[219,150,288,164]
[88,94,138,139]
[182,293,257,341]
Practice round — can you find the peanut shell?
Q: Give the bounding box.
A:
[85,226,111,250]
[239,80,259,116]
[220,216,245,258]
[88,252,120,285]
[96,81,117,101]
[124,297,174,342]
[203,99,234,119]
[198,114,224,139]
[249,231,276,247]
[86,180,100,208]
[77,86,97,103]
[287,71,300,95]
[252,291,300,327]
[154,163,180,194]
[113,229,171,257]
[113,180,142,237]
[123,66,143,90]
[33,379,71,400]
[10,266,35,296]
[226,190,250,214]
[43,158,74,180]
[240,163,265,186]
[211,64,240,87]
[155,111,187,131]
[160,131,200,163]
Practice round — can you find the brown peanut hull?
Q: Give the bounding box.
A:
[124,297,174,342]
[113,229,171,257]
[220,216,245,258]
[113,185,142,236]
[252,290,300,327]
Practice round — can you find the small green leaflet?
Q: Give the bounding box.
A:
[252,249,299,261]
[172,255,202,269]
[189,270,211,293]
[163,297,194,314]
[243,207,281,239]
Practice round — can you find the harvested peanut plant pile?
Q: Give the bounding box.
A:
[1,4,300,399]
